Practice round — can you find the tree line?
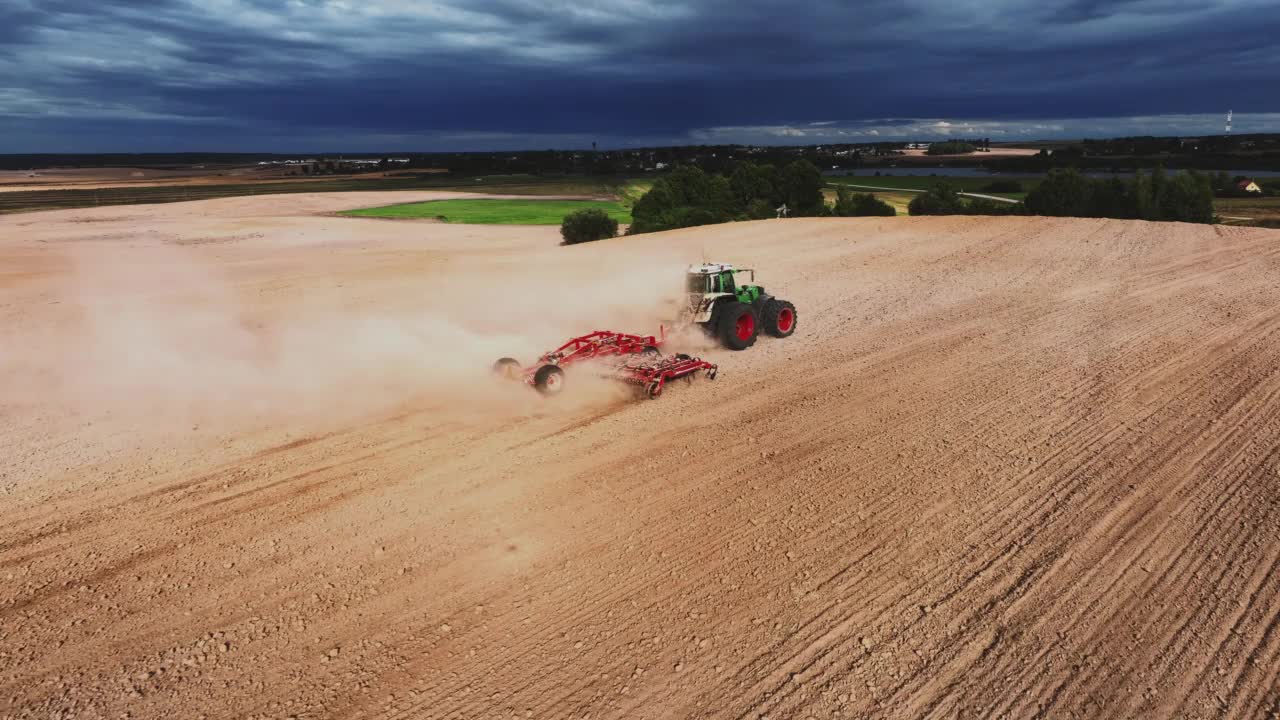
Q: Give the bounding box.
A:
[1022,168,1215,223]
[907,168,1215,223]
[564,163,1220,244]
[627,161,893,234]
[925,141,978,156]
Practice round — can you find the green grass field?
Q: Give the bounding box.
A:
[822,187,916,215]
[342,198,631,225]
[1215,196,1280,228]
[613,179,653,207]
[0,174,640,216]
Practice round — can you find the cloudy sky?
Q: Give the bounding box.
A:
[2,0,1278,152]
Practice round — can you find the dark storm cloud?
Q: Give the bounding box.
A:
[1,0,1278,151]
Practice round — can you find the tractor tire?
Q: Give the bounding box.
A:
[493,357,521,379]
[533,365,565,395]
[716,301,758,351]
[764,299,797,338]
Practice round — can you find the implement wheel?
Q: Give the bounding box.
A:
[764,299,797,338]
[716,301,758,351]
[533,365,565,395]
[645,381,663,400]
[493,357,521,379]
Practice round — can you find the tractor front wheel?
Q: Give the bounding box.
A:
[764,299,797,338]
[533,365,565,395]
[716,302,758,351]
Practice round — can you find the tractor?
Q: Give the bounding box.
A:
[682,263,797,350]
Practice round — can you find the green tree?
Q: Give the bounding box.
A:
[1022,166,1213,224]
[629,165,737,234]
[925,141,977,155]
[560,208,618,244]
[729,162,778,211]
[779,160,826,216]
[1212,171,1232,196]
[1092,177,1133,219]
[1133,171,1154,220]
[1161,171,1215,223]
[1149,165,1168,220]
[1024,169,1095,216]
[746,198,775,220]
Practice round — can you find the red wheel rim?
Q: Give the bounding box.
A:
[777,308,794,333]
[546,373,561,390]
[735,312,755,341]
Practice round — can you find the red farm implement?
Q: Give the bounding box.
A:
[493,327,718,399]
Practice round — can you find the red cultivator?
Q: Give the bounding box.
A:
[493,327,718,399]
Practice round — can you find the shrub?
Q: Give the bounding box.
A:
[833,186,896,216]
[907,181,1024,216]
[853,193,897,216]
[746,198,775,220]
[560,208,618,244]
[908,182,967,215]
[965,198,1024,216]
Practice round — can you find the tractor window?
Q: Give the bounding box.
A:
[719,271,736,294]
[687,274,709,293]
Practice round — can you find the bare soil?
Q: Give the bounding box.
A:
[0,166,426,193]
[3,193,1280,719]
[896,147,1040,160]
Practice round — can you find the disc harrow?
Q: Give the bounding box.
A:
[493,327,717,399]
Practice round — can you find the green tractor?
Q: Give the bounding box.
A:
[682,263,797,350]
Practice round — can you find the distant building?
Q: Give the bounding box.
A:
[1237,179,1263,194]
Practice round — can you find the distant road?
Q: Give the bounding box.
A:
[834,183,1022,204]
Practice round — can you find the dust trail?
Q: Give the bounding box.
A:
[0,241,694,449]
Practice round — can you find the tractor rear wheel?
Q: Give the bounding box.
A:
[533,365,565,395]
[717,301,758,351]
[764,299,797,338]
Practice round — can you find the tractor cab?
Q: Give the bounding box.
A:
[686,262,755,291]
[684,263,762,322]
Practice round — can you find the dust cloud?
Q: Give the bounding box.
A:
[0,239,693,441]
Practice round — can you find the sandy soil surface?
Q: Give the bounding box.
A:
[897,147,1040,160]
[3,193,1280,719]
[0,167,412,193]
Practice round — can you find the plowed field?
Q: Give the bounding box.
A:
[3,194,1279,719]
